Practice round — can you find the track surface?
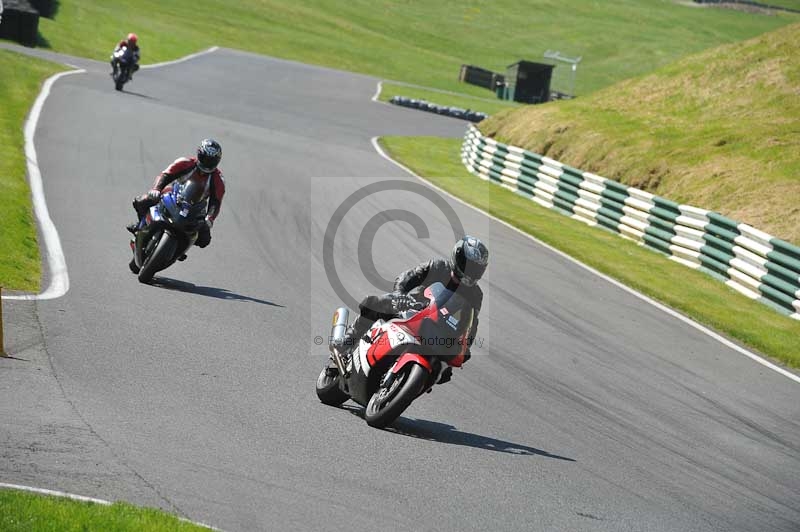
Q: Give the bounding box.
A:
[1,47,799,532]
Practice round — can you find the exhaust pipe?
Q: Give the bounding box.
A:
[329,307,350,348]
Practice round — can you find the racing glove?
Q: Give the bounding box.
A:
[392,293,421,313]
[146,189,161,201]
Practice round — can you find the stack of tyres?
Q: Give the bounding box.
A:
[390,96,488,123]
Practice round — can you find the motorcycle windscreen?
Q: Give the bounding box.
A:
[418,282,474,359]
[116,46,134,62]
[177,174,208,205]
[170,176,208,220]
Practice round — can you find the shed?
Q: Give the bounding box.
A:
[505,61,555,104]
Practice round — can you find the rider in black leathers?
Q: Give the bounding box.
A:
[332,236,488,380]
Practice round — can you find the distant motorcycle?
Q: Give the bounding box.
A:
[111,46,135,91]
[316,282,475,428]
[129,175,207,284]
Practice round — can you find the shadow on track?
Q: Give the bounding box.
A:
[339,405,574,460]
[152,277,285,307]
[120,89,158,101]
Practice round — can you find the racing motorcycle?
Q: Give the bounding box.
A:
[128,175,207,284]
[316,282,474,428]
[111,46,135,91]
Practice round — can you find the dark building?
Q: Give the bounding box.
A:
[505,61,555,104]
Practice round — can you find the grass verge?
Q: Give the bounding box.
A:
[379,135,800,370]
[0,50,65,292]
[0,488,213,531]
[481,22,800,244]
[33,1,798,96]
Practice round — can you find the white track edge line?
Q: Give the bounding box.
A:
[141,46,219,69]
[0,482,110,505]
[4,46,221,301]
[4,69,85,301]
[369,136,800,385]
[371,80,383,102]
[0,482,224,531]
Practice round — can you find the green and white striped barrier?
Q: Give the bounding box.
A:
[461,125,800,320]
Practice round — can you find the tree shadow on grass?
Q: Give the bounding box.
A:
[35,31,51,49]
[152,277,285,307]
[338,404,575,460]
[34,0,61,47]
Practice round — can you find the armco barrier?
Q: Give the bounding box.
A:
[461,125,800,320]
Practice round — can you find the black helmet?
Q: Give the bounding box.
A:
[196,138,222,173]
[451,236,489,287]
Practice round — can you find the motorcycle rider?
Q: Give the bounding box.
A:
[330,236,488,382]
[127,139,225,263]
[110,33,140,79]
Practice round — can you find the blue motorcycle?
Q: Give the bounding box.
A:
[129,177,207,284]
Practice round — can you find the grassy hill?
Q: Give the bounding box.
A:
[35,0,798,97]
[480,22,800,244]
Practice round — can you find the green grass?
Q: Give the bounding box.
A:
[482,22,800,245]
[379,135,800,369]
[0,489,213,531]
[0,1,789,292]
[0,50,64,292]
[378,82,520,117]
[33,1,798,97]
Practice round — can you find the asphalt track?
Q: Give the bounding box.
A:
[1,46,799,532]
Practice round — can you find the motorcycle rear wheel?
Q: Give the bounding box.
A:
[316,365,350,406]
[365,363,427,429]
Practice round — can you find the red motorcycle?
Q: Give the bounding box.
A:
[316,282,474,428]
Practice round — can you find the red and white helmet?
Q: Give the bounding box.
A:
[127,33,138,45]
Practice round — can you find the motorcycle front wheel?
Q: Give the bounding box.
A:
[364,363,427,429]
[138,232,177,284]
[114,66,127,91]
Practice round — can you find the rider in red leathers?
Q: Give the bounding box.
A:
[110,33,140,79]
[127,139,225,268]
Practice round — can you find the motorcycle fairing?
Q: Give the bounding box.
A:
[362,321,422,372]
[388,352,433,375]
